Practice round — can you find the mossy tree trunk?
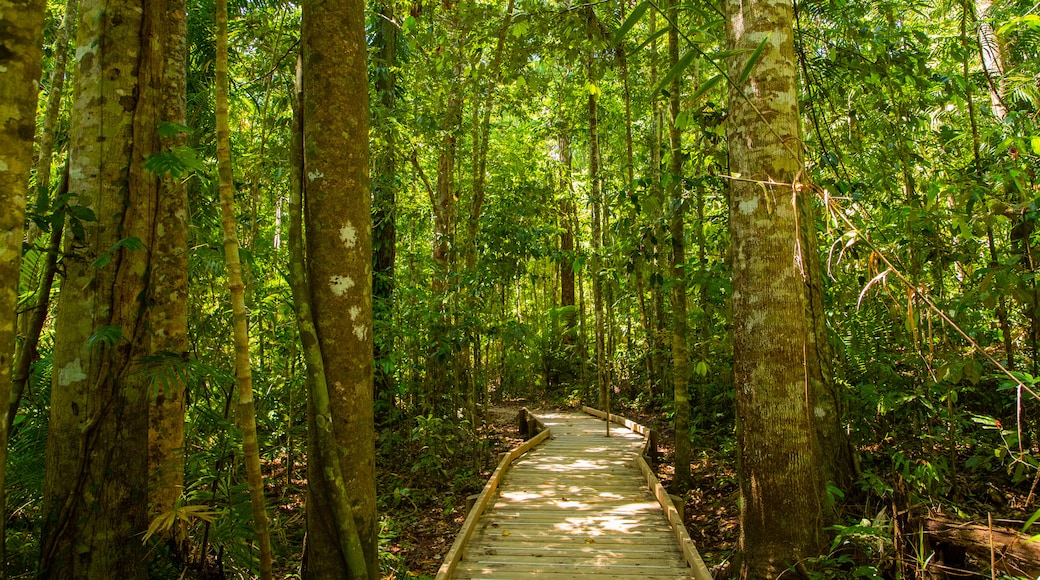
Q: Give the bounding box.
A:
[0,0,47,570]
[39,0,186,574]
[300,0,378,573]
[146,0,190,530]
[724,0,832,573]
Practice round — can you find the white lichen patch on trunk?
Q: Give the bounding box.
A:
[349,305,360,320]
[353,324,367,341]
[339,222,357,248]
[58,359,87,386]
[328,275,355,296]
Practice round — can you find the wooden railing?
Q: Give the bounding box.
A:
[434,409,550,580]
[582,406,713,580]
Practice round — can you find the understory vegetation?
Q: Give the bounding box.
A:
[6,0,1040,576]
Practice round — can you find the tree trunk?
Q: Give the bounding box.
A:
[147,0,190,528]
[724,0,829,573]
[215,0,273,576]
[667,0,691,494]
[975,0,1007,120]
[429,79,463,415]
[290,56,371,580]
[372,0,398,412]
[301,0,378,572]
[38,0,182,573]
[1,0,47,570]
[587,6,607,412]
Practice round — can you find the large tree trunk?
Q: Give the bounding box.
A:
[215,0,273,575]
[667,0,692,494]
[724,0,829,574]
[301,0,378,573]
[0,0,47,568]
[147,0,190,529]
[39,0,184,574]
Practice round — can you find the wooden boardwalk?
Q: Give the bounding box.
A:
[437,408,711,580]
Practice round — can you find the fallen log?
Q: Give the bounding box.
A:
[923,514,1040,578]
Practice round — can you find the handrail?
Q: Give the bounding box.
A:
[434,415,551,580]
[583,406,712,580]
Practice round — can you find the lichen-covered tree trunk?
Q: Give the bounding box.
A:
[667,0,691,494]
[301,0,378,573]
[724,0,826,574]
[1,0,47,567]
[146,0,189,526]
[290,56,370,580]
[38,0,182,574]
[215,0,273,576]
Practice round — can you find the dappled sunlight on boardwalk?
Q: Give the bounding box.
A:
[443,411,699,579]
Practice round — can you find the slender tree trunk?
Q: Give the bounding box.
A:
[429,79,463,415]
[975,0,1007,120]
[725,0,830,573]
[9,176,64,432]
[587,6,607,412]
[27,0,76,242]
[667,0,691,493]
[649,9,668,397]
[372,0,398,411]
[559,133,577,345]
[301,0,378,572]
[215,0,273,576]
[1,0,47,571]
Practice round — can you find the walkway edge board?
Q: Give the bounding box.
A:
[435,417,551,580]
[583,406,712,580]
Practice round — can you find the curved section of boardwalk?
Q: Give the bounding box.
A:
[444,411,700,579]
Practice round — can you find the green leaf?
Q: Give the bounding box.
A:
[89,325,123,348]
[1031,136,1040,155]
[694,360,708,377]
[614,0,650,45]
[632,27,668,54]
[1023,507,1040,532]
[738,34,770,85]
[657,50,697,93]
[157,121,192,139]
[689,73,723,104]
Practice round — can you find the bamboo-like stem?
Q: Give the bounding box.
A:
[215,0,273,576]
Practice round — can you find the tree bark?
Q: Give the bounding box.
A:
[1,0,47,570]
[290,56,370,580]
[724,0,828,573]
[147,0,190,528]
[301,0,378,572]
[38,0,181,574]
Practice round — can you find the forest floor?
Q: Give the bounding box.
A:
[385,402,740,579]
